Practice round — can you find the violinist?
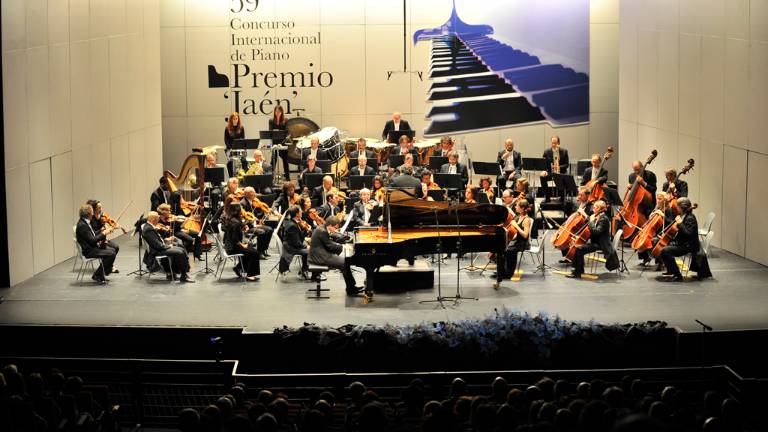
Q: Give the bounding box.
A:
[317,192,343,220]
[581,153,608,186]
[420,170,440,191]
[278,205,310,278]
[240,187,274,259]
[433,136,454,157]
[495,199,532,280]
[393,134,417,157]
[157,203,201,259]
[479,176,495,202]
[142,211,193,282]
[353,188,379,228]
[372,176,386,204]
[76,204,117,283]
[274,181,301,214]
[87,199,122,273]
[150,176,181,212]
[658,197,712,281]
[299,155,323,192]
[268,104,290,181]
[301,196,319,229]
[222,202,260,281]
[662,168,688,198]
[497,138,522,187]
[567,200,617,278]
[311,175,335,208]
[224,177,242,201]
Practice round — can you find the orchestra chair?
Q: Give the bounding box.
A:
[72,226,106,283]
[213,224,246,281]
[698,212,716,254]
[140,241,175,282]
[269,233,304,281]
[306,263,330,299]
[587,229,623,278]
[684,230,714,278]
[521,230,549,274]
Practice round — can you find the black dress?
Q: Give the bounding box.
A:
[269,118,290,179]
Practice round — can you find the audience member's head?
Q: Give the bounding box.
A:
[491,376,508,401]
[359,402,387,432]
[177,408,200,432]
[201,404,222,432]
[603,386,625,409]
[648,401,670,422]
[267,398,290,426]
[254,413,278,432]
[450,377,467,398]
[215,396,234,419]
[299,408,327,432]
[555,408,577,431]
[535,377,555,401]
[577,382,591,399]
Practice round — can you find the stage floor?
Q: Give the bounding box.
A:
[1,234,767,333]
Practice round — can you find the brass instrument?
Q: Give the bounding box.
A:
[245,161,264,175]
[553,145,561,174]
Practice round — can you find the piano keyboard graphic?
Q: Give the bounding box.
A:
[414,1,589,136]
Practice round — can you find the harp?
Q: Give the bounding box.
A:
[164,153,206,218]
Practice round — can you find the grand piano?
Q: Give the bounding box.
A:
[348,189,509,295]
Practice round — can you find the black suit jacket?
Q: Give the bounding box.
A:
[311,186,334,208]
[349,165,375,177]
[222,217,245,252]
[543,147,569,174]
[76,218,105,256]
[382,120,412,141]
[390,173,422,190]
[662,179,688,197]
[301,148,329,164]
[282,219,307,254]
[588,212,616,256]
[392,146,418,158]
[628,170,658,196]
[317,202,342,220]
[142,223,170,254]
[674,213,700,253]
[350,149,375,159]
[439,162,469,185]
[150,188,181,213]
[497,150,522,176]
[354,201,380,227]
[581,167,609,186]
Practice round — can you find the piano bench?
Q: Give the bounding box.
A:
[307,264,330,299]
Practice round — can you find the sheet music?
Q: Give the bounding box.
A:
[340,208,355,234]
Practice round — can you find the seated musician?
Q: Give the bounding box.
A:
[391,134,416,158]
[663,168,688,198]
[433,136,454,157]
[354,188,380,227]
[350,155,375,177]
[496,199,532,279]
[308,216,363,295]
[659,197,712,281]
[278,205,310,279]
[223,202,260,281]
[513,179,534,212]
[639,192,677,270]
[312,175,336,208]
[439,151,469,186]
[396,153,420,177]
[559,186,594,264]
[205,152,225,209]
[150,176,181,212]
[567,200,618,278]
[76,204,117,283]
[223,177,242,201]
[243,150,272,194]
[317,192,343,220]
[142,211,194,282]
[157,203,202,260]
[420,170,439,190]
[301,196,319,229]
[299,155,323,192]
[540,135,570,202]
[382,112,411,142]
[497,139,522,187]
[479,177,495,202]
[268,104,291,181]
[273,181,301,214]
[501,189,516,211]
[350,138,374,159]
[581,153,608,186]
[464,185,478,204]
[372,176,386,204]
[301,137,328,168]
[240,186,275,259]
[87,199,121,273]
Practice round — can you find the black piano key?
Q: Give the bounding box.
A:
[424,97,545,135]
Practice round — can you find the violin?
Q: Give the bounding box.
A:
[586,146,614,202]
[100,212,128,234]
[308,208,325,226]
[298,217,312,233]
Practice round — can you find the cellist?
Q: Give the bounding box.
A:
[662,168,688,198]
[567,200,617,278]
[558,187,593,264]
[638,192,677,270]
[658,198,712,281]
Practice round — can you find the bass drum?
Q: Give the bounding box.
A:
[285,117,320,163]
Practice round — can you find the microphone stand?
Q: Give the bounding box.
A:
[534,207,554,275]
[615,210,632,274]
[195,212,216,275]
[420,206,446,306]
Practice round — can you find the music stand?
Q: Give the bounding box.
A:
[348,158,379,171]
[477,192,490,204]
[316,160,331,173]
[242,174,273,193]
[428,189,447,201]
[387,129,415,143]
[349,175,375,190]
[522,157,547,172]
[388,155,405,169]
[304,173,331,190]
[233,138,260,150]
[204,167,226,186]
[257,193,277,207]
[554,173,578,198]
[434,173,463,190]
[259,130,288,142]
[472,161,502,178]
[428,156,448,172]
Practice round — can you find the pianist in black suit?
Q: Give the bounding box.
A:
[349,155,376,177]
[439,152,469,186]
[662,168,688,198]
[141,211,193,282]
[353,188,380,228]
[75,204,117,283]
[497,138,523,188]
[540,135,569,201]
[300,137,329,168]
[349,138,375,159]
[308,216,362,294]
[268,105,290,180]
[581,153,608,186]
[382,112,412,142]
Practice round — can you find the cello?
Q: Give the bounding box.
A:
[586,146,614,202]
[551,208,589,252]
[612,150,658,240]
[650,203,698,259]
[630,195,669,252]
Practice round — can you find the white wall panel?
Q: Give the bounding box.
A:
[365,25,412,115]
[108,0,127,37]
[2,0,27,51]
[745,151,768,265]
[655,0,679,32]
[724,39,749,149]
[27,47,52,163]
[320,0,366,25]
[187,116,224,149]
[676,134,701,205]
[748,42,768,155]
[89,39,110,144]
[698,139,723,246]
[48,0,71,45]
[679,0,702,35]
[3,51,29,171]
[91,141,113,212]
[590,24,620,114]
[700,36,725,144]
[162,117,189,173]
[51,152,75,263]
[619,24,638,122]
[110,135,132,218]
[145,125,165,205]
[591,0,620,24]
[29,159,55,273]
[321,26,366,116]
[71,146,95,211]
[721,146,747,256]
[127,0,143,34]
[657,31,679,132]
[185,0,229,27]
[26,0,49,48]
[69,0,90,42]
[128,33,146,132]
[160,28,187,117]
[109,36,130,137]
[5,166,34,285]
[144,0,162,127]
[700,0,725,37]
[637,30,658,127]
[69,41,91,150]
[654,129,677,176]
[678,34,701,138]
[618,120,638,174]
[90,0,110,39]
[50,45,72,156]
[726,0,750,41]
[128,130,147,222]
[751,0,768,43]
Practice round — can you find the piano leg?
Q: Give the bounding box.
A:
[363,267,377,303]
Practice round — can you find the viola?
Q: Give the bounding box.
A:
[612,149,658,240]
[586,146,614,202]
[650,203,698,258]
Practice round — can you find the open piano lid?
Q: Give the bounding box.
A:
[384,189,508,228]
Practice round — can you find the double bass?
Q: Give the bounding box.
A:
[586,146,614,202]
[666,159,695,215]
[612,150,658,240]
[650,203,698,259]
